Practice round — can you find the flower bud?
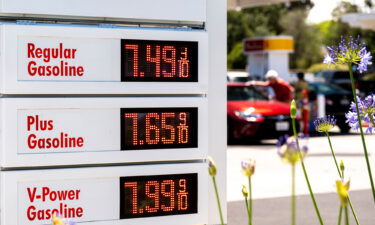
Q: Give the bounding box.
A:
[52,214,66,225]
[208,156,217,177]
[242,185,248,198]
[340,160,345,173]
[241,158,256,177]
[290,100,297,119]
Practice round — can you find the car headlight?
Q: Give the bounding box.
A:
[234,108,264,122]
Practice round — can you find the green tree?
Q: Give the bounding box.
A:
[280,9,322,69]
[227,2,316,70]
[227,4,287,69]
[227,42,247,69]
[318,1,375,60]
[332,1,360,20]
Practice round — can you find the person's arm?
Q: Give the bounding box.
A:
[246,80,269,87]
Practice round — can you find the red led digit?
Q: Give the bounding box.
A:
[145,181,160,213]
[161,180,175,212]
[145,113,160,145]
[147,45,161,77]
[162,46,176,78]
[177,179,189,210]
[125,44,139,77]
[178,47,190,78]
[161,113,176,144]
[125,113,138,146]
[177,112,189,144]
[124,182,138,214]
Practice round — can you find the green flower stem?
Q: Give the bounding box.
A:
[292,118,325,225]
[325,131,342,178]
[248,177,253,225]
[345,206,349,225]
[292,163,296,225]
[212,176,224,225]
[338,206,343,225]
[347,196,361,225]
[370,116,375,128]
[325,132,360,225]
[348,63,375,203]
[244,197,250,225]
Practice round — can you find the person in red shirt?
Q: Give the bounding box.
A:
[248,70,294,103]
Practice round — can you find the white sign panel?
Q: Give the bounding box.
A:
[1,24,208,94]
[1,163,208,225]
[18,37,119,81]
[0,0,206,22]
[1,97,208,168]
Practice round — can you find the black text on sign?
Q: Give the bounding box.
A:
[120,173,198,219]
[121,39,198,82]
[121,108,198,150]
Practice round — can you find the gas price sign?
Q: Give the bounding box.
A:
[121,40,198,82]
[121,108,198,150]
[120,173,197,219]
[5,163,207,225]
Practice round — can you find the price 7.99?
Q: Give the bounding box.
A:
[124,179,189,215]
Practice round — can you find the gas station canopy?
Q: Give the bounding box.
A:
[228,0,299,10]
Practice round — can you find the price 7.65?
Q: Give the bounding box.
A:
[124,112,190,146]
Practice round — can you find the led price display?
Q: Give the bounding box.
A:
[121,108,198,150]
[121,39,198,82]
[120,173,198,219]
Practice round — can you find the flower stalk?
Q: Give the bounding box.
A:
[291,163,296,225]
[248,177,253,225]
[314,116,360,225]
[325,131,342,178]
[291,100,325,225]
[338,206,343,225]
[208,157,224,225]
[241,158,256,225]
[212,176,225,225]
[348,63,375,203]
[324,36,375,204]
[242,185,251,225]
[345,206,349,225]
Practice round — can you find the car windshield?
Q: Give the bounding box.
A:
[315,71,334,79]
[310,83,348,94]
[227,86,268,101]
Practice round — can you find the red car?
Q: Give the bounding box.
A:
[227,82,298,142]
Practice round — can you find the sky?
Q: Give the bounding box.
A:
[307,0,367,24]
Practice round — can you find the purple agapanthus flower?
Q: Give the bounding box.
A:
[323,36,372,73]
[358,48,373,73]
[323,53,335,67]
[67,221,76,225]
[314,115,337,132]
[277,135,309,164]
[345,94,375,133]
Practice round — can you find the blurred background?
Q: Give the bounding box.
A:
[226,1,375,224]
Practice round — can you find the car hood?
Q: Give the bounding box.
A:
[228,100,290,116]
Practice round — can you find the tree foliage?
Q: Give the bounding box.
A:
[280,9,321,69]
[227,0,375,71]
[332,1,360,20]
[318,1,375,59]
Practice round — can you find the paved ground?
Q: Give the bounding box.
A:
[228,190,373,225]
[227,132,375,225]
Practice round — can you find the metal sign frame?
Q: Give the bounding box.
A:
[0,23,208,94]
[1,162,208,225]
[0,97,208,168]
